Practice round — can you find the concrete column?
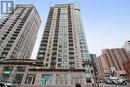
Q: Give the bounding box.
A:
[34,73,41,85]
[21,66,28,85]
[8,66,17,83]
[53,73,56,84]
[82,74,86,85]
[0,65,4,78]
[67,72,71,85]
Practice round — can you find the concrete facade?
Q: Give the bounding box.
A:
[0,60,94,87]
[90,54,96,65]
[35,3,93,86]
[123,60,130,80]
[0,4,41,61]
[0,3,94,87]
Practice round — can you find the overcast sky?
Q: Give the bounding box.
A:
[13,0,130,59]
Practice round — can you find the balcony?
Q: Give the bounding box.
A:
[8,40,14,43]
[69,40,73,42]
[69,48,74,50]
[12,34,18,37]
[41,40,48,43]
[53,43,57,46]
[54,39,58,44]
[17,26,22,29]
[9,26,13,29]
[0,24,3,27]
[51,57,56,60]
[16,28,21,30]
[42,36,48,39]
[11,23,14,26]
[40,43,47,46]
[4,47,10,50]
[2,37,5,40]
[69,44,73,46]
[10,36,16,39]
[69,57,74,59]
[69,36,73,39]
[20,21,25,24]
[52,48,57,51]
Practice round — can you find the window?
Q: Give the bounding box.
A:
[47,53,49,57]
[46,58,49,62]
[25,74,36,84]
[58,58,62,62]
[45,63,48,67]
[41,74,53,85]
[13,74,23,84]
[58,63,61,67]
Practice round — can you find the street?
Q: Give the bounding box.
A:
[97,83,130,87]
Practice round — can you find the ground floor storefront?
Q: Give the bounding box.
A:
[0,59,94,87]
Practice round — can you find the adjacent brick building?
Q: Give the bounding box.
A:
[96,48,130,77]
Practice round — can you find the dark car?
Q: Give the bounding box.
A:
[0,82,15,87]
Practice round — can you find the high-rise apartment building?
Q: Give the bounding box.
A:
[37,3,91,69]
[35,3,93,86]
[37,3,90,69]
[0,4,41,61]
[90,54,96,64]
[0,4,93,87]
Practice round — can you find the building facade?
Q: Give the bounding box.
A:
[90,54,96,65]
[96,48,130,77]
[123,60,130,80]
[123,40,130,55]
[35,3,93,86]
[0,3,93,87]
[0,4,41,61]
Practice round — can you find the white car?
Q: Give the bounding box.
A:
[0,82,15,87]
[117,78,127,85]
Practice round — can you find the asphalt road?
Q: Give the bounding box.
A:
[97,83,130,87]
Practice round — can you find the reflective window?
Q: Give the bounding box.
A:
[25,74,36,84]
[13,74,23,84]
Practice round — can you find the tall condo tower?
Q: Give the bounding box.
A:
[0,4,41,61]
[36,3,93,86]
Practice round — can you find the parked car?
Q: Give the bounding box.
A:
[116,77,127,85]
[104,76,127,85]
[104,78,113,84]
[97,80,104,83]
[0,82,15,87]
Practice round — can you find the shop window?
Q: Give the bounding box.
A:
[25,74,36,84]
[13,74,23,84]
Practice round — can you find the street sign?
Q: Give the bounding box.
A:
[3,70,11,74]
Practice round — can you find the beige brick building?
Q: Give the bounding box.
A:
[96,48,130,77]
